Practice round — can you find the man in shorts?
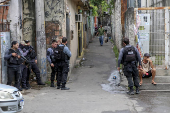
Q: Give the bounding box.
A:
[139,53,156,85]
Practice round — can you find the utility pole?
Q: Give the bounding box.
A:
[35,0,47,82]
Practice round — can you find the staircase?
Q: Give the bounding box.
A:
[120,69,170,91]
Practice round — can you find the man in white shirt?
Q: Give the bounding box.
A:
[139,53,156,85]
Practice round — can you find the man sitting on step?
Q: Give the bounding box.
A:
[139,53,156,86]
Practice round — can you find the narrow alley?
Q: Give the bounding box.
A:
[20,38,143,113]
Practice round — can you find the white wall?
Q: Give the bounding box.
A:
[66,0,79,72]
[7,0,22,42]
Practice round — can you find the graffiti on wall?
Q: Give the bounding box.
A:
[45,21,62,47]
[45,0,65,21]
[45,0,65,48]
[37,30,46,49]
[41,58,47,77]
[22,0,36,47]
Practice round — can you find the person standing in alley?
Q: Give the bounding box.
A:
[4,41,23,91]
[56,37,71,90]
[47,40,58,87]
[117,38,141,95]
[96,25,105,46]
[24,40,45,88]
[18,41,30,90]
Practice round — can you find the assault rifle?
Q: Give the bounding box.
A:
[13,49,32,69]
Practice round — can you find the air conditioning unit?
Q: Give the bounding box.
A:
[75,14,82,22]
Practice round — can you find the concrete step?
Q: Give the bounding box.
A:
[140,83,170,90]
[120,75,170,91]
[142,76,170,83]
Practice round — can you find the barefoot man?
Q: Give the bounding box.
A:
[139,53,156,85]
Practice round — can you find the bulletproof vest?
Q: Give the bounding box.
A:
[24,46,36,60]
[122,46,137,64]
[51,45,67,63]
[8,49,23,65]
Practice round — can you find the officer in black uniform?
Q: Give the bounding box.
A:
[118,38,141,95]
[4,41,23,91]
[18,42,30,90]
[24,40,45,87]
[57,37,71,90]
[47,40,58,87]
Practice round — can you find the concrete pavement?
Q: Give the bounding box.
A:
[21,37,143,113]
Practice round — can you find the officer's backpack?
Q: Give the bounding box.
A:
[51,45,65,63]
[123,46,137,63]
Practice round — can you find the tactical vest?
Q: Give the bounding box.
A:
[8,49,23,65]
[122,46,137,65]
[24,46,36,60]
[50,45,68,63]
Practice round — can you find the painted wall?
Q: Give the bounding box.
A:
[44,0,66,78]
[45,0,66,37]
[66,0,79,72]
[1,32,10,84]
[22,0,36,48]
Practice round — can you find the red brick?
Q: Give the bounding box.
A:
[3,15,7,19]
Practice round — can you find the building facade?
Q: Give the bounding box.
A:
[0,0,94,83]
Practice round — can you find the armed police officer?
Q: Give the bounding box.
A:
[55,37,71,90]
[4,41,23,91]
[23,40,45,87]
[47,40,58,87]
[118,38,141,95]
[18,41,30,90]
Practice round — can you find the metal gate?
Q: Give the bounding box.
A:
[135,7,170,69]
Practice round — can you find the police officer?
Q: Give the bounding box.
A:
[18,42,30,90]
[4,41,23,91]
[118,38,141,95]
[24,40,45,87]
[47,40,58,87]
[57,37,71,90]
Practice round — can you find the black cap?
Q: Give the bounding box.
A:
[144,53,151,57]
[24,40,30,44]
[11,41,18,47]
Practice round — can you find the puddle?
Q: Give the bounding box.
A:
[101,70,126,93]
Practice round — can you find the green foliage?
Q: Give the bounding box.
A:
[111,40,122,69]
[113,45,119,62]
[89,0,115,16]
[90,4,98,16]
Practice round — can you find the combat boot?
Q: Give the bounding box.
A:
[50,81,54,87]
[16,85,23,91]
[15,82,23,91]
[37,81,45,85]
[26,81,31,89]
[127,87,134,95]
[136,87,140,94]
[61,83,70,90]
[57,83,61,89]
[22,84,29,90]
[37,78,45,85]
